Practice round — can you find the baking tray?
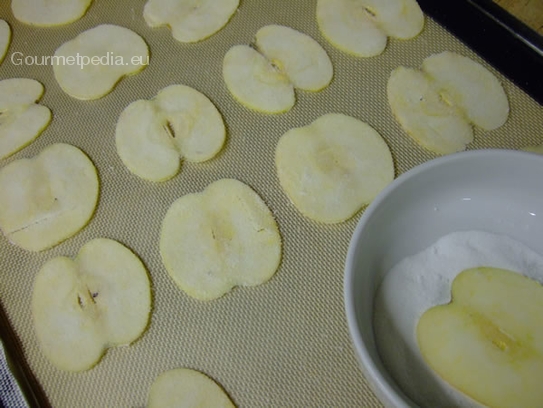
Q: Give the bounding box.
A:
[1,1,542,407]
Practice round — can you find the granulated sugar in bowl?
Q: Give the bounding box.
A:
[344,149,543,408]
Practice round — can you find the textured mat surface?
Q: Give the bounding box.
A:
[0,1,542,407]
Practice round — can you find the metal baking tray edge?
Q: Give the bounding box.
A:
[1,1,542,407]
[418,0,543,105]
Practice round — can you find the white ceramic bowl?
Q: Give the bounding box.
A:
[344,149,543,407]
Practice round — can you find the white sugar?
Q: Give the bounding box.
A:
[373,230,543,407]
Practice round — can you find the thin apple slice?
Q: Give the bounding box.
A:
[223,45,295,114]
[275,113,394,223]
[0,20,11,64]
[160,179,281,300]
[11,0,93,26]
[422,52,509,130]
[223,25,332,113]
[316,0,424,57]
[53,24,149,100]
[388,52,508,155]
[0,143,99,251]
[255,25,333,91]
[387,66,473,155]
[0,79,52,159]
[147,368,235,408]
[116,84,225,182]
[417,267,543,408]
[144,0,239,43]
[317,0,386,57]
[32,238,151,372]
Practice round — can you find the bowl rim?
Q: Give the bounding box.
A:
[343,148,543,407]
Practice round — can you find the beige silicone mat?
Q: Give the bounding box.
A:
[1,1,542,407]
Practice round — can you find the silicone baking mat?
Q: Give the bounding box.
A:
[1,1,542,407]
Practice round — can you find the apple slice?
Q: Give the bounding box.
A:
[11,0,93,26]
[523,144,543,155]
[0,143,99,251]
[316,0,424,57]
[143,0,239,43]
[388,52,508,155]
[160,179,281,300]
[116,84,225,182]
[32,238,151,372]
[0,20,11,65]
[223,45,295,114]
[223,25,332,113]
[417,267,543,408]
[387,66,473,155]
[53,24,149,100]
[255,25,333,92]
[275,113,394,223]
[147,368,235,408]
[0,78,52,159]
[422,52,509,130]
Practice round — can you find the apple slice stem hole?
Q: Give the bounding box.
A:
[270,59,284,72]
[439,90,454,107]
[163,121,175,139]
[364,6,377,18]
[247,41,283,72]
[77,288,97,308]
[88,289,97,304]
